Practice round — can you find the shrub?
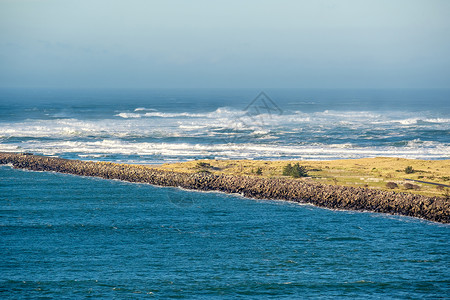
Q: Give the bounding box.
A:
[255,167,263,175]
[282,163,293,176]
[386,182,398,189]
[404,166,414,174]
[404,183,414,190]
[282,163,308,178]
[292,163,308,178]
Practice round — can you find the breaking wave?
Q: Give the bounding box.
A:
[1,138,449,162]
[1,105,449,162]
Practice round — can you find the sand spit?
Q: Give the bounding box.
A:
[1,152,448,223]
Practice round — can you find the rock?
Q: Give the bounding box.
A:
[0,152,448,223]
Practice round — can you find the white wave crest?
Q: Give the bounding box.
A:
[116,113,142,118]
[2,139,449,161]
[374,118,450,126]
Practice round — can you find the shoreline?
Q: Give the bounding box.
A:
[0,152,449,223]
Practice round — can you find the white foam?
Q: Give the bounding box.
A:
[115,113,141,118]
[143,107,246,119]
[2,106,447,139]
[178,125,208,130]
[3,139,449,161]
[372,117,450,126]
[113,107,246,120]
[393,118,420,125]
[0,144,20,151]
[1,106,449,161]
[423,118,450,123]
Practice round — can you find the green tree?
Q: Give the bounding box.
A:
[404,166,414,174]
[291,163,308,178]
[282,163,293,176]
[282,163,308,178]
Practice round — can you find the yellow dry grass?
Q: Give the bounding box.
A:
[153,157,450,197]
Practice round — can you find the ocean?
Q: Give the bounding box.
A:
[0,88,449,162]
[0,88,449,298]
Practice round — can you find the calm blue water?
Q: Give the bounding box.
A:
[0,166,449,299]
[0,88,449,162]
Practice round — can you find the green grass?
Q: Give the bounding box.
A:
[152,157,450,197]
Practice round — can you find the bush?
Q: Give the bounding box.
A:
[386,182,398,189]
[292,163,308,178]
[282,164,293,176]
[404,183,414,190]
[282,163,308,178]
[404,166,414,174]
[404,182,420,190]
[255,167,263,175]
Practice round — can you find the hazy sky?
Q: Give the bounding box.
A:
[1,0,449,88]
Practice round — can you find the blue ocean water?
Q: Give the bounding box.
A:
[1,89,449,298]
[0,88,449,162]
[1,166,449,299]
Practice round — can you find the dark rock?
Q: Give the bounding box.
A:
[0,152,448,223]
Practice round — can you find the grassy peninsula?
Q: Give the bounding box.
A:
[1,152,449,223]
[156,157,450,198]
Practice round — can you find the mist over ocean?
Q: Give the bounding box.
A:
[1,88,449,163]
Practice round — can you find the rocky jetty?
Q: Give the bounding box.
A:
[1,152,448,223]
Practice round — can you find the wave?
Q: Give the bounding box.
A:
[116,107,246,119]
[115,113,142,118]
[4,108,445,139]
[134,107,157,112]
[113,108,405,128]
[373,118,450,125]
[1,106,448,161]
[1,139,448,161]
[14,106,444,135]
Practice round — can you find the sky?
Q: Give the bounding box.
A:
[0,0,449,89]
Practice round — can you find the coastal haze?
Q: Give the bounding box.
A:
[1,0,450,89]
[1,1,449,299]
